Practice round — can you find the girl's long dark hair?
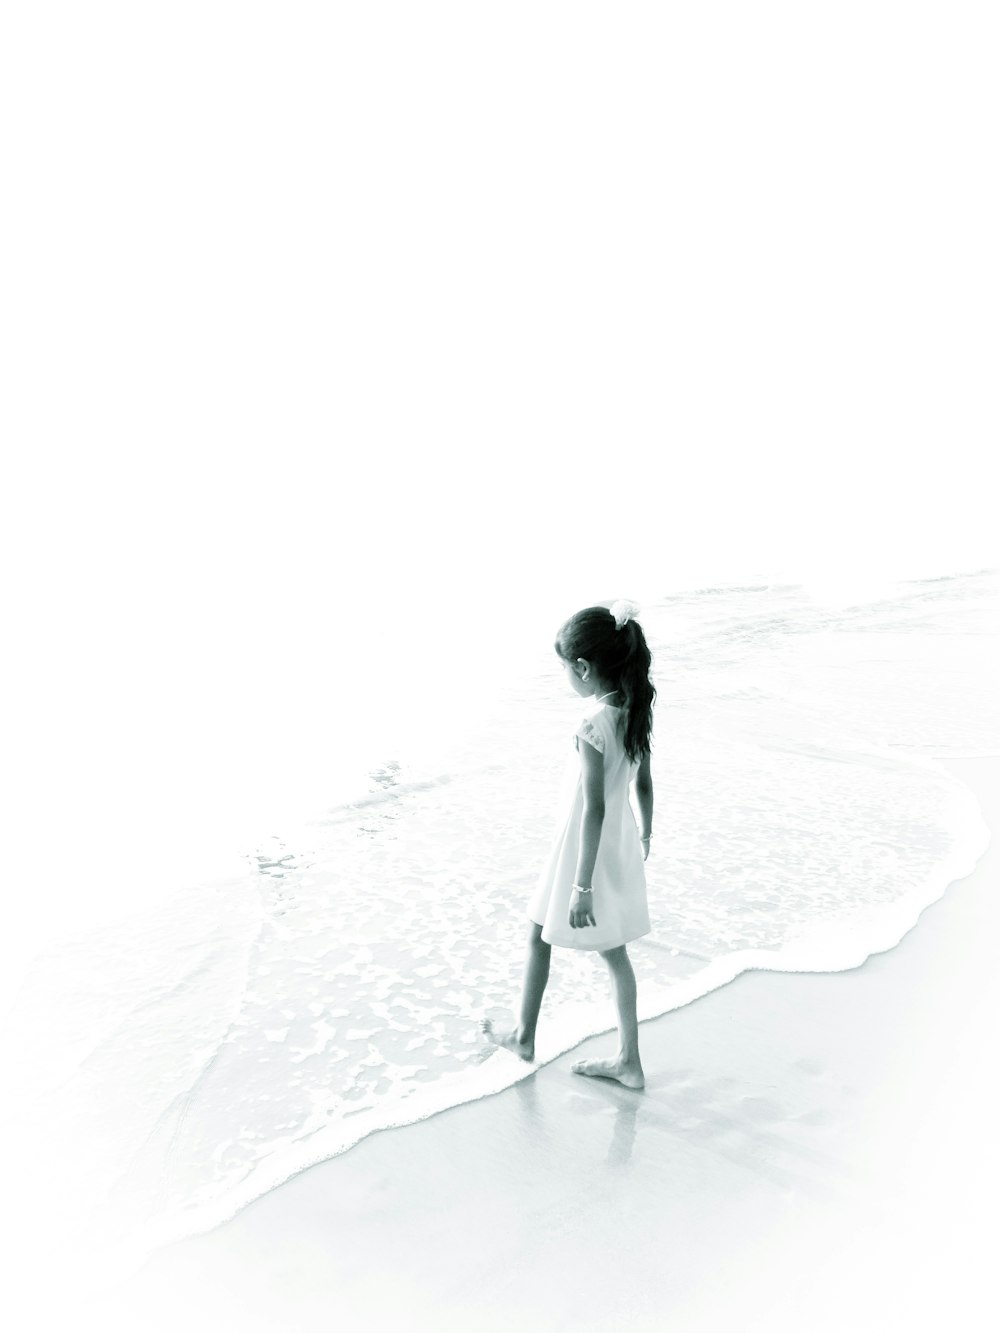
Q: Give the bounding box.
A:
[555,605,656,764]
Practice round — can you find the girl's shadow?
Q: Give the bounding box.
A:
[513,1066,643,1167]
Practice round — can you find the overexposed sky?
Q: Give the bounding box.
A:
[6,3,997,608]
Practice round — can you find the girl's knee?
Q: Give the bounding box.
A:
[599,944,628,965]
[528,921,550,949]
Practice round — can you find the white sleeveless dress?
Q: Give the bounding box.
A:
[528,701,650,951]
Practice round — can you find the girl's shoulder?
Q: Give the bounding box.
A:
[576,703,623,753]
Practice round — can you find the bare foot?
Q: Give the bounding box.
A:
[571,1057,645,1090]
[481,1018,534,1062]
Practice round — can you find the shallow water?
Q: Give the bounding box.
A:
[6,567,998,1287]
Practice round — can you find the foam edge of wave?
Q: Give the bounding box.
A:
[93,754,995,1297]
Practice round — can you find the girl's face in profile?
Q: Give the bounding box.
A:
[559,653,591,699]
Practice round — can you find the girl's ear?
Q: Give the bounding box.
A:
[577,657,590,680]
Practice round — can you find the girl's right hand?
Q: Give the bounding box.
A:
[569,889,597,929]
[640,836,650,861]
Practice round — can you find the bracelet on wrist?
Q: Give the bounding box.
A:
[572,883,593,895]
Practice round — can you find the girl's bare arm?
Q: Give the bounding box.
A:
[634,749,653,844]
[573,738,606,889]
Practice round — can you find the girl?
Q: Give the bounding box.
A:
[483,599,655,1090]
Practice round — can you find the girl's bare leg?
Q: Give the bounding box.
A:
[572,944,645,1088]
[482,921,551,1061]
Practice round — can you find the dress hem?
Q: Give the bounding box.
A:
[528,913,652,953]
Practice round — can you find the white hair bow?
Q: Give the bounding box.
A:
[610,599,640,629]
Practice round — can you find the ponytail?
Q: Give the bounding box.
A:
[619,619,656,764]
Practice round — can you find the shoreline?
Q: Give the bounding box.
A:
[79,744,991,1285]
[86,755,1000,1332]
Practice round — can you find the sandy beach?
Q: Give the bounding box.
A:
[81,755,998,1333]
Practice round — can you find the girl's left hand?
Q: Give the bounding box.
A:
[569,890,596,929]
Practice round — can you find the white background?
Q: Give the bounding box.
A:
[2,2,997,943]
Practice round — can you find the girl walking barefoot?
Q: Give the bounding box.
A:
[483,599,656,1090]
